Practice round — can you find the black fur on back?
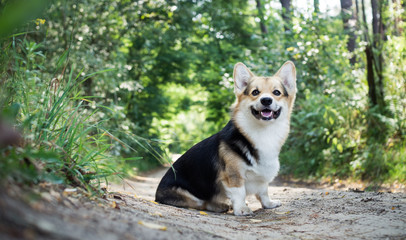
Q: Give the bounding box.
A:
[155,120,257,203]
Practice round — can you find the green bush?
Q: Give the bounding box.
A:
[0,34,131,190]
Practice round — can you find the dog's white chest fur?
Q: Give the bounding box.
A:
[245,158,280,195]
[236,112,290,194]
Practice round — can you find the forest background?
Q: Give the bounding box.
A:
[0,0,405,192]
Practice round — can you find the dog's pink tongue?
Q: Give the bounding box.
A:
[261,110,272,118]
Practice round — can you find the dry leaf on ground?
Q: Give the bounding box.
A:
[138,221,167,231]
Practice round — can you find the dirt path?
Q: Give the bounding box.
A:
[1,167,405,240]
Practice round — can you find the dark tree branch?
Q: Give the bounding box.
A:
[255,0,268,36]
[280,0,291,32]
[340,0,356,64]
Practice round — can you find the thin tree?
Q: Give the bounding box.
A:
[256,0,268,35]
[402,0,406,33]
[314,0,320,14]
[371,0,385,108]
[280,0,291,32]
[360,0,387,110]
[340,0,357,64]
[360,0,378,107]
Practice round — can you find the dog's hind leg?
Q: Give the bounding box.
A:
[206,201,230,213]
[204,192,230,212]
[155,187,207,210]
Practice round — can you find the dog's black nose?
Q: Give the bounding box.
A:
[260,97,273,106]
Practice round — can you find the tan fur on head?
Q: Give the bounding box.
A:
[275,61,297,110]
[232,61,297,119]
[233,62,255,95]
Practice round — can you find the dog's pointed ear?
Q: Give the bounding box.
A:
[276,61,296,93]
[233,62,254,94]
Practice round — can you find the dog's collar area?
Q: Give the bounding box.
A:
[250,107,281,121]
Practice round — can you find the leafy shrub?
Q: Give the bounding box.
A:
[0,34,130,190]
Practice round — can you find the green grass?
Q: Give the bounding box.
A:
[0,36,134,193]
[0,31,169,193]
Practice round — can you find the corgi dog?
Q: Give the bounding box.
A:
[155,61,297,216]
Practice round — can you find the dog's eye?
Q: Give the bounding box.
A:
[252,89,260,96]
[273,90,281,96]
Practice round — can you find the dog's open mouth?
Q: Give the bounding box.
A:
[251,107,281,121]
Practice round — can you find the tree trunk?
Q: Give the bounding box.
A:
[280,0,291,32]
[371,0,379,38]
[359,0,387,109]
[314,0,320,14]
[402,0,406,32]
[378,2,387,41]
[340,0,356,64]
[365,45,378,106]
[361,0,378,107]
[255,0,268,35]
[371,0,385,107]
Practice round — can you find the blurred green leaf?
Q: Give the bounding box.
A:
[0,0,50,38]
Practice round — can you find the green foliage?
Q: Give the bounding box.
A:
[0,33,130,190]
[278,10,406,183]
[0,0,50,38]
[150,83,217,154]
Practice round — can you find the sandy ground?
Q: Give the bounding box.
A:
[1,167,405,240]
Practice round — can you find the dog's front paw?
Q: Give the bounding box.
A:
[262,199,281,209]
[233,206,253,216]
